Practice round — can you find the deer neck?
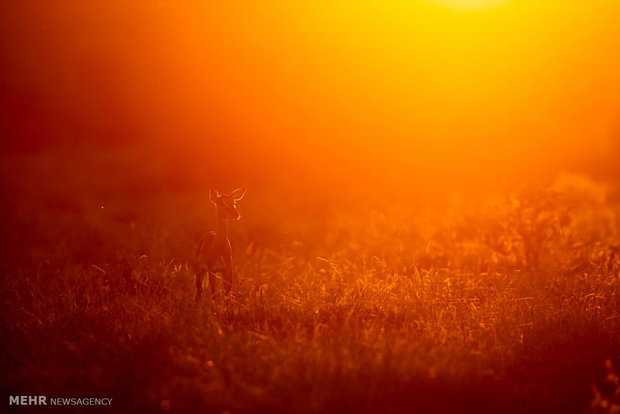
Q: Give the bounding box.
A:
[214,211,229,246]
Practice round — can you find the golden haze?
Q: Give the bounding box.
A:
[1,0,619,192]
[1,2,620,413]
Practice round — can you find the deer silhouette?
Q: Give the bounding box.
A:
[193,187,246,301]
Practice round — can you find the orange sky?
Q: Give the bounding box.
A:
[2,0,619,188]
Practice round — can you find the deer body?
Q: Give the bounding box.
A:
[194,188,245,301]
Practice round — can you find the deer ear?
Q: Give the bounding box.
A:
[230,187,246,201]
[209,189,220,203]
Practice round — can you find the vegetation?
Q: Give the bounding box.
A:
[1,150,619,413]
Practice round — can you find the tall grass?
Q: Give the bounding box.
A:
[1,152,618,413]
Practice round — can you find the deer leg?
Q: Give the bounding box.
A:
[223,266,233,296]
[195,272,204,302]
[208,272,217,299]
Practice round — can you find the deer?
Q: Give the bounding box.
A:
[193,187,246,301]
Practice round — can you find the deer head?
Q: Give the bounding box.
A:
[209,188,246,220]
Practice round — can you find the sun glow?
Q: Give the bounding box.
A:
[433,0,510,11]
[2,0,619,187]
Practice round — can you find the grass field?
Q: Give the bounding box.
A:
[1,149,619,413]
